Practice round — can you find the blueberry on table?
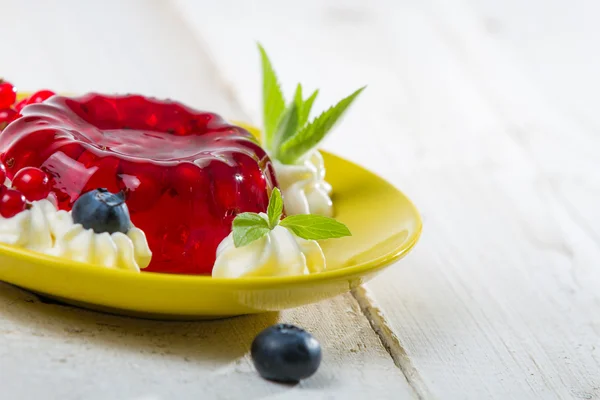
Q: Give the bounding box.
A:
[72,189,131,234]
[251,323,322,383]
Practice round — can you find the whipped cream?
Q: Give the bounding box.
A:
[212,213,325,278]
[272,150,333,217]
[0,199,152,272]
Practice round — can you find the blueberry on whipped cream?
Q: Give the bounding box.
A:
[0,178,152,272]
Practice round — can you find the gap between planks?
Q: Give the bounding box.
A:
[352,286,432,400]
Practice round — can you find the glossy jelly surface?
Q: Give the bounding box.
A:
[0,94,278,274]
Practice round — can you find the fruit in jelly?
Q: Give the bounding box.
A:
[0,94,278,274]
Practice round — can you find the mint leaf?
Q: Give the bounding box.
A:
[293,85,318,129]
[266,188,284,228]
[293,83,303,111]
[271,102,298,155]
[278,87,365,164]
[298,89,319,127]
[232,212,270,247]
[259,44,286,147]
[280,215,352,240]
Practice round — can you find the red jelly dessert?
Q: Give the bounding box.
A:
[0,94,278,274]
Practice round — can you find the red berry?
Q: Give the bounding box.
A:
[0,81,16,109]
[26,90,55,105]
[0,162,6,184]
[11,167,51,201]
[0,108,17,131]
[0,189,26,218]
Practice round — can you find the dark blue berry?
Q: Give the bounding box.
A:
[72,188,131,234]
[251,323,321,383]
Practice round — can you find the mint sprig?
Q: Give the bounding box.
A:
[278,87,365,164]
[259,45,363,164]
[271,102,298,156]
[266,187,284,228]
[232,213,271,248]
[298,89,319,128]
[280,214,351,240]
[259,44,286,148]
[231,188,351,248]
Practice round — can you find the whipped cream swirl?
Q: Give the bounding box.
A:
[212,213,325,278]
[0,199,152,272]
[272,150,333,217]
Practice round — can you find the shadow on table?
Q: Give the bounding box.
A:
[0,282,279,365]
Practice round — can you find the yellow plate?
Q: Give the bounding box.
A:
[0,98,421,319]
[0,151,420,319]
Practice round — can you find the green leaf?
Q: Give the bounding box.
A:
[266,188,284,228]
[278,87,365,164]
[293,83,303,111]
[280,215,352,240]
[298,89,318,127]
[232,213,270,248]
[271,102,298,155]
[292,85,318,129]
[258,44,286,147]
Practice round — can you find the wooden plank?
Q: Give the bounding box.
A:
[173,0,600,398]
[0,0,245,119]
[0,284,415,399]
[0,1,416,398]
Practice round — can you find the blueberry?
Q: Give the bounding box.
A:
[72,188,131,234]
[251,323,321,383]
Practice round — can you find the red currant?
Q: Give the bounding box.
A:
[0,189,26,218]
[11,167,51,201]
[0,108,17,131]
[26,90,55,105]
[0,162,6,184]
[0,81,17,109]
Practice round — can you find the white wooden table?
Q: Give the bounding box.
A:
[1,0,599,398]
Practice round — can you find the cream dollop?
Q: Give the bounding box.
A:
[212,213,325,278]
[272,150,333,217]
[0,200,152,272]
